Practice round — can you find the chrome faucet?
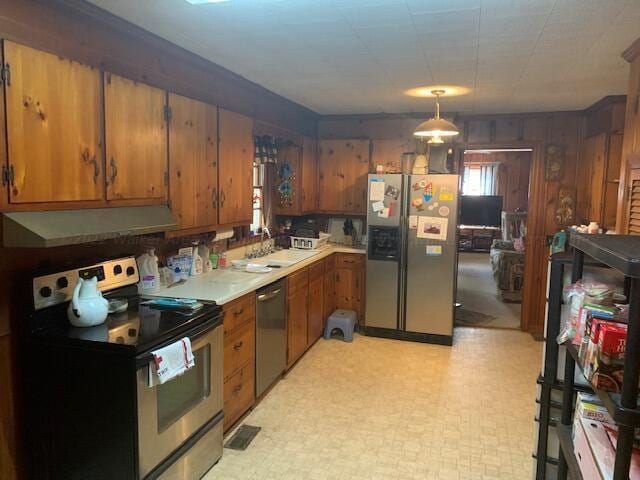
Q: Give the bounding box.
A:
[248,228,274,259]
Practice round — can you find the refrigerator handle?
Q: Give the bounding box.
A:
[398,175,410,331]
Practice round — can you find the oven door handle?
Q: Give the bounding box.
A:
[135,314,222,369]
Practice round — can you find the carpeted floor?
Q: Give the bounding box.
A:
[456,252,521,330]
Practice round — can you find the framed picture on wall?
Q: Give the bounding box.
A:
[554,185,576,225]
[544,144,565,181]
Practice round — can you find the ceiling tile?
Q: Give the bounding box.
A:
[87,0,640,115]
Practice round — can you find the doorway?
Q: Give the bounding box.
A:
[455,149,532,330]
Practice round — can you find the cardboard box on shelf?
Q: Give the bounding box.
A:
[576,392,613,424]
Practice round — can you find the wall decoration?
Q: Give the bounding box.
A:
[544,144,565,181]
[276,161,295,206]
[554,185,576,225]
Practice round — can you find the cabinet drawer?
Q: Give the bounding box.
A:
[223,362,255,430]
[335,253,364,269]
[224,320,255,381]
[309,260,325,281]
[287,268,309,296]
[223,293,255,335]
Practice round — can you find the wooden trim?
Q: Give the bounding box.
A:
[622,36,640,63]
[583,95,628,114]
[0,41,8,211]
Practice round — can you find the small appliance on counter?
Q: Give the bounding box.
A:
[25,256,224,480]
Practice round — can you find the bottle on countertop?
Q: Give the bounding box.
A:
[190,242,203,276]
[198,243,212,273]
[209,246,220,270]
[218,251,227,269]
[136,248,160,294]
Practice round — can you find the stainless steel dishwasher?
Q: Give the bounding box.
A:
[255,279,287,397]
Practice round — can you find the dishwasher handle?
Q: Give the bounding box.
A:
[257,289,282,302]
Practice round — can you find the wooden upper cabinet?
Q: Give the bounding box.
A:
[104,73,167,201]
[168,94,218,229]
[3,41,103,204]
[318,139,370,213]
[273,144,302,216]
[300,137,318,213]
[218,109,253,225]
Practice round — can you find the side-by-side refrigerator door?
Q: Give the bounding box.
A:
[365,174,404,330]
[404,174,459,339]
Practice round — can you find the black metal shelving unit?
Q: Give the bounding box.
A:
[535,251,598,480]
[554,233,640,480]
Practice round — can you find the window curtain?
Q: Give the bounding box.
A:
[462,165,471,193]
[480,163,500,195]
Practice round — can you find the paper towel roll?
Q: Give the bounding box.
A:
[212,227,234,241]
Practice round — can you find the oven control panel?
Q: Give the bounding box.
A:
[33,257,139,310]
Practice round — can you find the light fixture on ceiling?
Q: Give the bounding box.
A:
[413,89,459,144]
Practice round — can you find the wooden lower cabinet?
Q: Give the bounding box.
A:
[222,293,256,431]
[223,363,255,431]
[335,253,365,325]
[307,270,325,347]
[287,274,309,368]
[323,256,336,328]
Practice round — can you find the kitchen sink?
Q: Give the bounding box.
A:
[252,248,320,267]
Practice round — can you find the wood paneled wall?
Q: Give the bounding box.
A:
[617,38,640,233]
[319,111,585,333]
[0,1,318,477]
[464,152,531,212]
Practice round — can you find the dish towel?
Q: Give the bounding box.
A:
[148,337,195,387]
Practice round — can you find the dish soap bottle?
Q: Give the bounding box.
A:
[136,248,160,294]
[209,246,220,270]
[190,242,203,276]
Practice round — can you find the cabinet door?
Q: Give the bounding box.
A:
[335,267,364,324]
[3,41,103,203]
[104,73,167,201]
[287,288,308,367]
[318,139,370,213]
[168,94,218,229]
[218,109,253,225]
[300,137,317,213]
[307,275,325,347]
[323,256,336,325]
[588,133,607,223]
[273,145,302,216]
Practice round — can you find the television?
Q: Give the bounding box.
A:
[460,195,503,227]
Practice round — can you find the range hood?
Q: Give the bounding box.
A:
[3,205,177,248]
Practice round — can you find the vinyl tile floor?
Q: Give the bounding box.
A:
[205,327,542,480]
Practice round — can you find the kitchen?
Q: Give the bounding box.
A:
[2,1,640,480]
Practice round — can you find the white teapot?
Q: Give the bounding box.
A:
[67,277,109,327]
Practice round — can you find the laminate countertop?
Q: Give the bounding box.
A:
[149,245,365,305]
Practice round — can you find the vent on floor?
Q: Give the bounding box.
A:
[224,425,261,451]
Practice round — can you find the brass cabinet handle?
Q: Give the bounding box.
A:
[212,187,218,208]
[91,155,100,184]
[234,308,244,317]
[233,384,242,395]
[220,189,226,207]
[233,341,243,351]
[110,157,118,184]
[82,149,100,184]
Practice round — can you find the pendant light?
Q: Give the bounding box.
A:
[413,89,459,143]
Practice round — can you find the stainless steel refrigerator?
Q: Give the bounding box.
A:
[365,174,459,345]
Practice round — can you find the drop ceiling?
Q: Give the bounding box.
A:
[86,0,640,115]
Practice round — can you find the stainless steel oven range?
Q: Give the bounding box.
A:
[24,257,224,480]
